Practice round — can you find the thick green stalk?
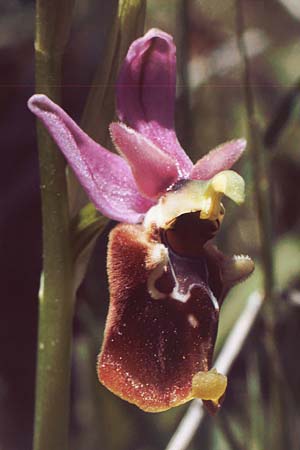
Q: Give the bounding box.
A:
[33,1,75,450]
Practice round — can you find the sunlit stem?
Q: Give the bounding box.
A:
[33,1,75,450]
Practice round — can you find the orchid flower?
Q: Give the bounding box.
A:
[28,28,254,414]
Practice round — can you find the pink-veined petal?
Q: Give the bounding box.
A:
[117,28,193,177]
[28,94,153,223]
[110,122,180,199]
[191,139,247,180]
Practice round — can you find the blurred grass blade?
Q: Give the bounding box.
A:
[264,79,300,148]
[176,0,192,151]
[81,0,146,141]
[165,292,263,450]
[68,0,146,216]
[118,0,147,59]
[277,0,300,20]
[80,0,119,140]
[71,203,110,292]
[67,0,119,215]
[216,413,245,450]
[246,352,265,450]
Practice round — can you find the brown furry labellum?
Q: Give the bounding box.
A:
[97,179,254,413]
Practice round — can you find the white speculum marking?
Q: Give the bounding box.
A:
[187,314,199,328]
[146,244,169,300]
[146,242,192,303]
[146,242,220,310]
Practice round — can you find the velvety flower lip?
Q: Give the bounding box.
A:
[28,27,254,414]
[97,221,253,413]
[98,223,221,412]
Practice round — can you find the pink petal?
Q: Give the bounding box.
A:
[191,139,247,180]
[117,28,193,177]
[110,122,180,199]
[28,94,153,223]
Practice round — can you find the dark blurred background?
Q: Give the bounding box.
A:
[1,1,300,449]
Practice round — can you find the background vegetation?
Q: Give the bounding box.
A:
[2,0,300,449]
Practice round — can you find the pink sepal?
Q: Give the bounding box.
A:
[117,28,193,177]
[28,94,153,223]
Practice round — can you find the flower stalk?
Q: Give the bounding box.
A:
[33,2,148,448]
[33,1,75,450]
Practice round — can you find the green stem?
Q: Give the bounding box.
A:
[236,0,274,302]
[235,3,284,450]
[33,1,75,450]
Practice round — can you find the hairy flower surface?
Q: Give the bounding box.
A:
[28,28,254,413]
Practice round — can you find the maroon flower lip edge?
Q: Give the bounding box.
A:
[28,28,254,413]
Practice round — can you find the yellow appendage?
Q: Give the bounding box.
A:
[191,369,227,403]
